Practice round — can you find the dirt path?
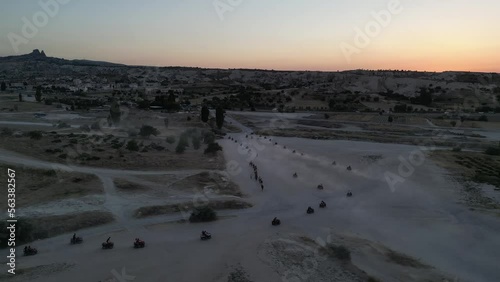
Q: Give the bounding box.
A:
[2,117,500,281]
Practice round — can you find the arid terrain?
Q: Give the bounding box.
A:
[1,86,500,281]
[1,54,500,281]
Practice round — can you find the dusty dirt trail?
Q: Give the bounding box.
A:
[1,113,500,281]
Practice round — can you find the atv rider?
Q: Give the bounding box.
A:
[307,206,314,213]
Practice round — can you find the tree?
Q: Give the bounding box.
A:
[35,86,42,102]
[215,107,224,129]
[109,101,121,124]
[18,94,23,102]
[1,82,6,91]
[201,106,209,122]
[175,139,188,153]
[388,116,394,123]
[328,99,336,110]
[417,87,433,106]
[139,125,159,138]
[164,91,181,112]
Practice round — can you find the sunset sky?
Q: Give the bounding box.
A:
[1,0,499,72]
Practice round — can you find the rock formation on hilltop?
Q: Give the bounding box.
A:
[29,49,47,58]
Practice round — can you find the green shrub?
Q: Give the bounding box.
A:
[327,244,351,261]
[166,135,176,144]
[176,143,186,154]
[189,206,217,223]
[80,124,91,132]
[57,122,70,128]
[126,140,139,151]
[0,128,13,136]
[204,142,222,154]
[112,142,124,149]
[203,131,215,144]
[192,136,201,150]
[0,218,34,248]
[175,135,189,154]
[28,131,43,140]
[485,147,500,156]
[90,122,101,130]
[139,125,160,138]
[43,170,57,176]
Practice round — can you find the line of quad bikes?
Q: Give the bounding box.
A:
[23,231,212,256]
[273,171,353,225]
[23,163,354,257]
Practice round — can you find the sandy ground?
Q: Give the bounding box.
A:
[1,112,500,281]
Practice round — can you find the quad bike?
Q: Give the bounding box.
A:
[317,184,324,190]
[200,231,212,241]
[347,166,352,171]
[319,201,326,208]
[133,239,145,248]
[272,218,281,226]
[23,247,38,256]
[293,173,298,178]
[102,237,114,249]
[346,191,353,197]
[70,235,83,245]
[307,207,315,214]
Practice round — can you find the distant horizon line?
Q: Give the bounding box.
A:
[1,50,499,75]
